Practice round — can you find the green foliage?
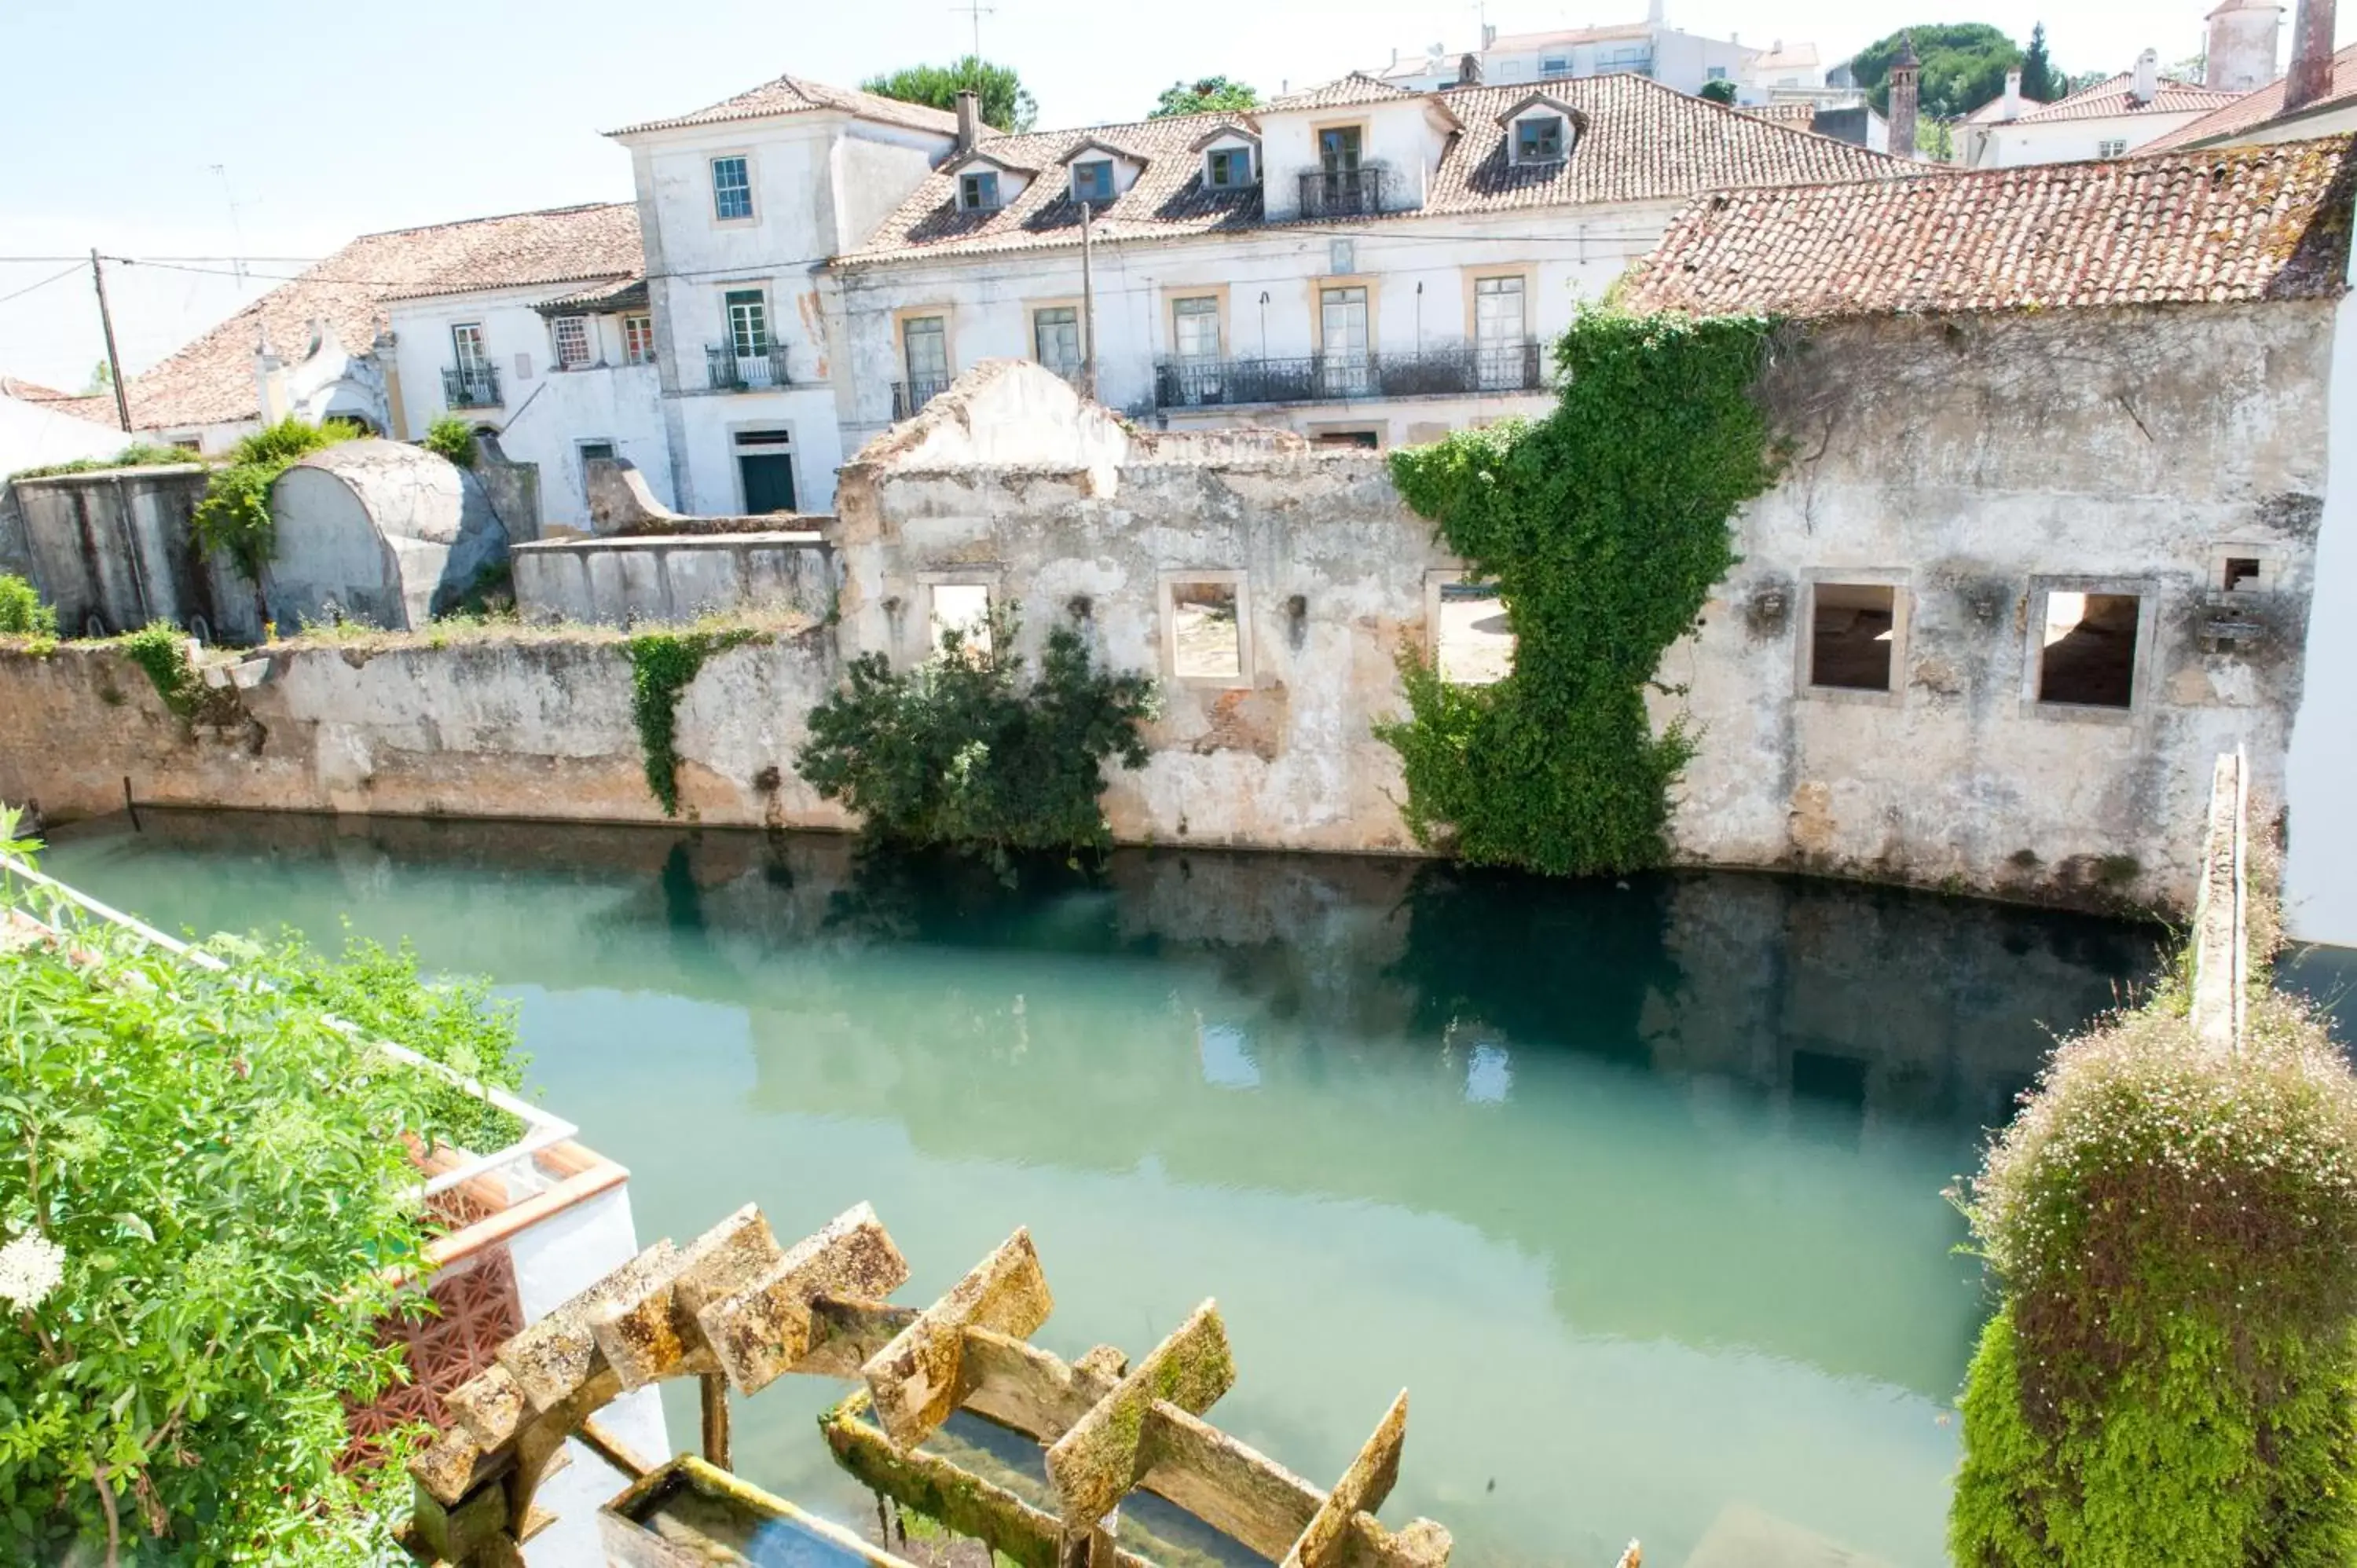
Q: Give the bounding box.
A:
[1952,973,2357,1566]
[1698,79,1739,104]
[796,608,1157,869]
[1151,75,1260,117]
[420,415,477,469]
[119,620,204,717]
[0,834,515,1562]
[1376,307,1781,877]
[8,442,198,482]
[862,55,1038,131]
[0,574,54,639]
[192,417,361,583]
[626,626,762,816]
[2020,23,2063,102]
[1851,24,2060,119]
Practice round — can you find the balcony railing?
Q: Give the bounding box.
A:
[1153,343,1544,409]
[892,376,955,420]
[442,365,500,408]
[706,343,792,391]
[1298,166,1388,218]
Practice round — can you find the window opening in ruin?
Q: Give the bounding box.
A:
[1809,582,1897,691]
[1168,578,1244,682]
[1436,580,1514,685]
[1313,429,1380,449]
[928,583,993,657]
[2037,591,2139,708]
[733,429,795,515]
[577,440,616,492]
[2223,556,2263,592]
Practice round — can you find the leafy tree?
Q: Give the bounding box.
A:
[1151,75,1260,117]
[1851,24,2025,120]
[1698,79,1739,104]
[863,56,1038,132]
[0,574,53,638]
[82,361,112,397]
[2019,23,2063,101]
[0,811,526,1563]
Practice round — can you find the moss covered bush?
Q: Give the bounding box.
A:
[1952,932,2357,1563]
[420,415,477,469]
[1377,307,1783,876]
[797,607,1157,869]
[191,417,361,584]
[0,573,54,638]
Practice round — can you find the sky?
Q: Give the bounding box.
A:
[3,0,2348,392]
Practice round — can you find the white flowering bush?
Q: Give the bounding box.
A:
[0,811,516,1564]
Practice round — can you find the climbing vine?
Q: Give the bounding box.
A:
[1376,306,1783,876]
[627,626,761,816]
[190,416,361,584]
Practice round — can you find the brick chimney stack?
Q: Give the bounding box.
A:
[954,90,980,153]
[1457,52,1483,86]
[1888,32,1921,159]
[2286,0,2337,112]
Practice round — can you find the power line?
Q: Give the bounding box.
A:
[0,262,88,306]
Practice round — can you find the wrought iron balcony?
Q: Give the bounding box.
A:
[1153,343,1544,409]
[891,376,955,420]
[1298,166,1388,218]
[442,365,500,408]
[706,343,792,391]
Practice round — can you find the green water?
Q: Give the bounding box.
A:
[39,811,2163,1568]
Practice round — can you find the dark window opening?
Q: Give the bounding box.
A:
[2038,591,2139,708]
[1515,115,1567,162]
[1791,1047,1870,1112]
[735,430,795,514]
[2223,556,2262,591]
[1312,429,1380,449]
[1809,583,1895,691]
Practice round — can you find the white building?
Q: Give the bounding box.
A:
[0,378,125,474]
[1370,6,1776,102]
[1959,50,2237,167]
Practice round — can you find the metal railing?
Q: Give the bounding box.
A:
[706,343,793,391]
[1298,166,1388,218]
[1153,342,1544,408]
[892,376,955,420]
[442,365,500,408]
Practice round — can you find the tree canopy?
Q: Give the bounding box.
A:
[862,56,1037,132]
[1151,76,1260,117]
[1698,79,1738,104]
[1849,23,2075,120]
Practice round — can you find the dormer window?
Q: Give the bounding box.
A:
[1072,159,1114,204]
[1515,115,1566,163]
[1207,146,1253,188]
[960,170,1002,211]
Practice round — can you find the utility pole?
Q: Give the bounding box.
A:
[90,249,130,433]
[1079,203,1097,403]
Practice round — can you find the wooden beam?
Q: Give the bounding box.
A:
[1285,1392,1407,1568]
[863,1229,1054,1449]
[1045,1301,1233,1529]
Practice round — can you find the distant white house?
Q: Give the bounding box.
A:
[1959,50,2237,167]
[1365,2,1789,103]
[0,377,128,475]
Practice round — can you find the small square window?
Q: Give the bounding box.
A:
[2096,138,2127,159]
[2223,556,2263,591]
[1516,115,1566,163]
[1809,583,1897,691]
[1207,146,1252,188]
[2038,591,2140,708]
[1706,64,1728,79]
[960,170,1001,211]
[927,583,993,658]
[1164,574,1250,685]
[552,315,592,369]
[711,156,753,221]
[578,440,616,488]
[622,314,657,365]
[1072,159,1113,204]
[1435,579,1513,685]
[1541,55,1571,75]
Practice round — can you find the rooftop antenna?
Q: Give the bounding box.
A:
[949,0,994,59]
[210,164,249,285]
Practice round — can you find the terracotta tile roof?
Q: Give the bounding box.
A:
[1737,102,1820,128]
[840,74,1903,266]
[607,72,959,138]
[533,277,649,316]
[1265,73,1426,110]
[2143,42,2357,152]
[122,203,638,431]
[2011,71,2237,123]
[1620,137,2355,318]
[1,376,116,427]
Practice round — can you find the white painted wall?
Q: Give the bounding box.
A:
[2286,247,2357,949]
[1973,108,2215,167]
[1381,27,1758,97]
[1258,98,1449,221]
[0,394,130,474]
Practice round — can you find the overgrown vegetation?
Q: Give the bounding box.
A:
[627,625,764,816]
[6,443,196,484]
[1851,22,2075,118]
[420,415,477,469]
[191,417,361,584]
[1376,307,1783,877]
[1951,860,2357,1565]
[0,808,525,1563]
[1151,75,1259,117]
[797,609,1156,870]
[119,621,205,718]
[0,573,54,638]
[863,55,1037,131]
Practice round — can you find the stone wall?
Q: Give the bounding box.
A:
[4,466,262,642]
[511,532,835,626]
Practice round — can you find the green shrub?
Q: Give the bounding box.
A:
[192,418,361,582]
[0,573,54,638]
[1377,307,1783,876]
[796,607,1157,868]
[119,620,204,717]
[1952,976,2357,1565]
[420,416,477,469]
[0,811,523,1563]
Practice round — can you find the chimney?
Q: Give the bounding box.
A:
[954,90,979,152]
[2286,0,2337,112]
[1887,31,1920,159]
[1458,51,1483,86]
[2132,47,2159,104]
[2000,68,2024,119]
[2206,0,2284,93]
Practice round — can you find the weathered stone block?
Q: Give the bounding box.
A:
[591,1204,781,1390]
[410,1475,508,1561]
[497,1239,678,1410]
[703,1202,908,1395]
[1046,1299,1233,1528]
[408,1425,488,1508]
[443,1362,527,1450]
[863,1226,1051,1449]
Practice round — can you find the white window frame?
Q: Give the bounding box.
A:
[622,313,657,366]
[1514,115,1567,163]
[711,155,754,222]
[1171,295,1222,360]
[552,315,593,370]
[960,170,1001,211]
[1205,145,1254,188]
[451,322,489,372]
[1160,570,1253,690]
[2096,137,2128,159]
[1032,305,1083,377]
[1071,159,1115,204]
[724,288,770,358]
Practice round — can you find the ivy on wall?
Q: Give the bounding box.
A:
[1376,307,1784,876]
[626,627,761,816]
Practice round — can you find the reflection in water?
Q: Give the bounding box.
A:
[41,811,2164,1568]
